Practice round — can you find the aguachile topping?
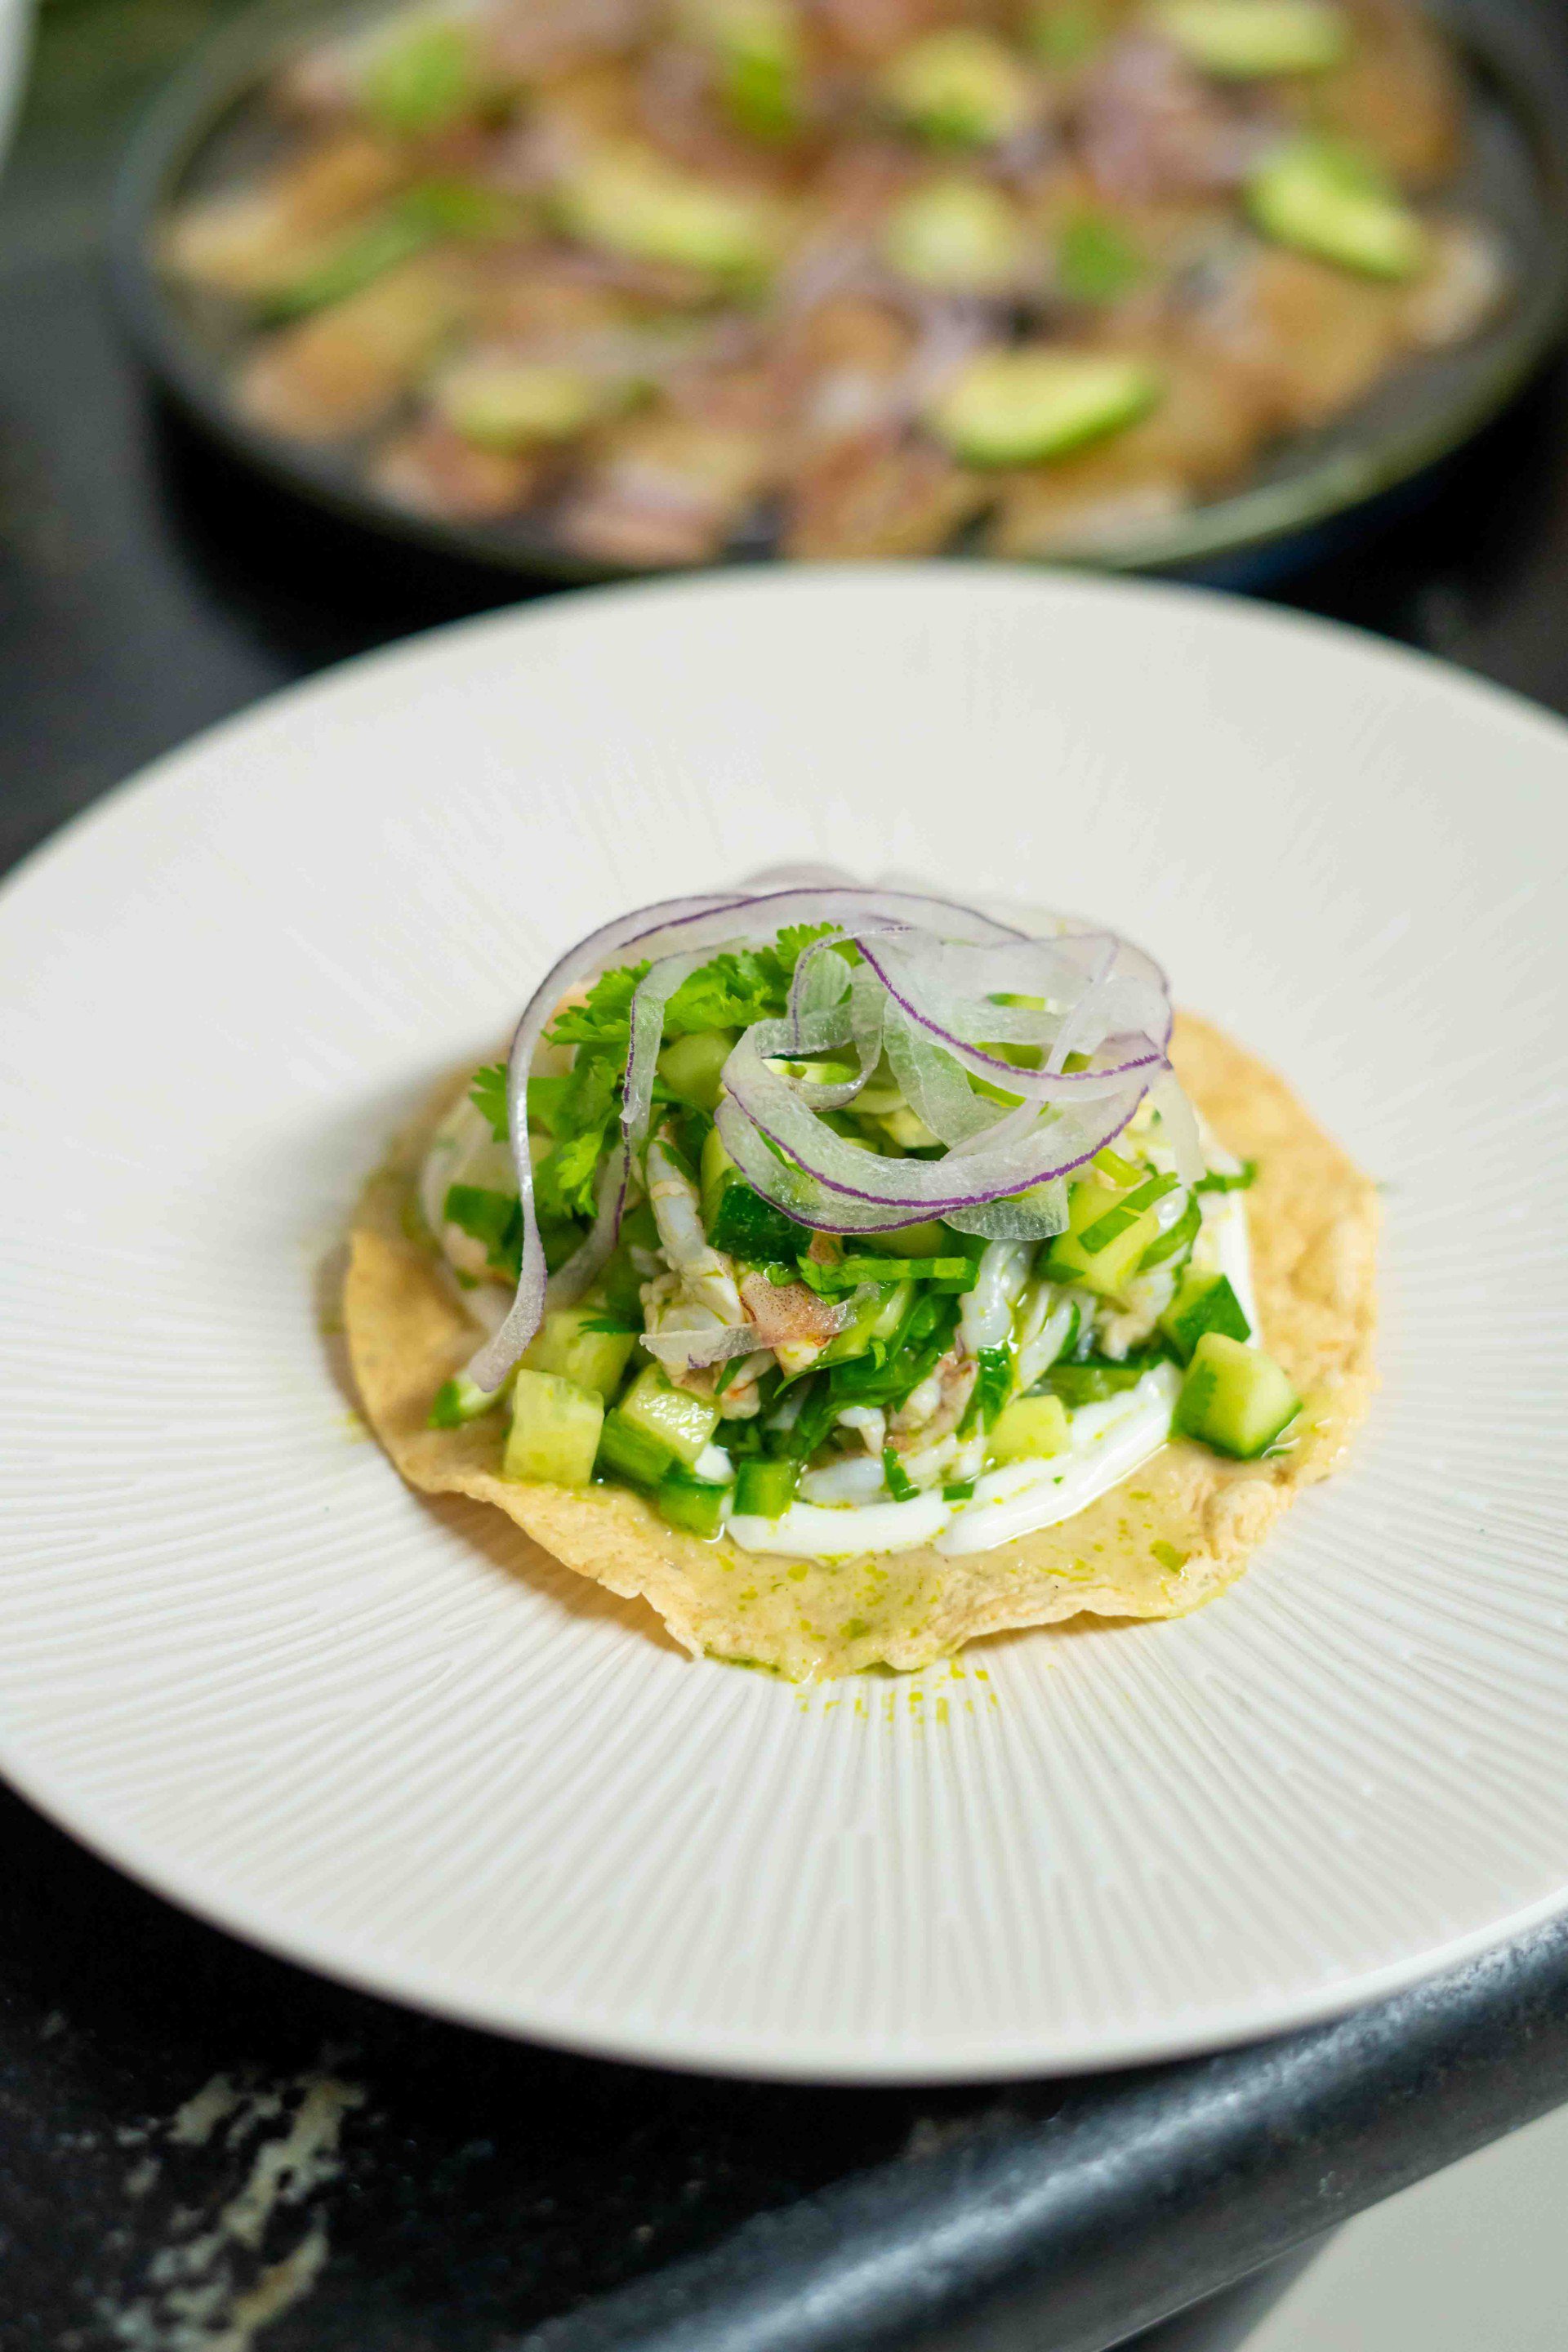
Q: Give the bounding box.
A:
[414,884,1300,1561]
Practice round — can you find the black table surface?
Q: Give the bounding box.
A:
[8,8,1568,2349]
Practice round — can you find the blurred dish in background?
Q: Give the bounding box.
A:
[0,0,33,178]
[115,0,1568,580]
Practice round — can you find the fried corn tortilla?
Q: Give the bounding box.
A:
[344,1014,1376,1680]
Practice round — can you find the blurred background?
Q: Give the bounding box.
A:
[6,3,1568,2346]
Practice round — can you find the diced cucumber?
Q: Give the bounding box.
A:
[658,1027,737,1112]
[597,1410,674,1490]
[657,1464,732,1537]
[733,1455,800,1517]
[819,1281,913,1365]
[522,1303,637,1402]
[428,1371,509,1428]
[559,154,774,280]
[882,179,1022,293]
[1174,1332,1299,1459]
[1247,138,1425,280]
[1151,0,1348,78]
[880,29,1035,146]
[617,1363,719,1468]
[1044,1354,1160,1405]
[863,1218,953,1258]
[807,1255,967,1290]
[503,1370,604,1486]
[988,1392,1071,1464]
[1160,1270,1252,1361]
[1139,1189,1200,1273]
[926,350,1161,469]
[706,1172,812,1263]
[699,1125,735,1225]
[1045,1176,1164,1299]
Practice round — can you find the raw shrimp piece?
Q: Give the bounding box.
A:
[737,1272,848,1372]
[1184,243,1405,430]
[162,131,409,296]
[1316,0,1461,190]
[782,428,987,556]
[1403,219,1508,351]
[1077,35,1272,203]
[372,416,546,519]
[554,413,774,564]
[238,257,473,439]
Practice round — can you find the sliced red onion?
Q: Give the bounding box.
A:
[945,1184,1069,1241]
[718,1020,1146,1227]
[465,883,1031,1386]
[622,948,712,1161]
[1152,1070,1205,1187]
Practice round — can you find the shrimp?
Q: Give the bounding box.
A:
[646,1134,746,1323]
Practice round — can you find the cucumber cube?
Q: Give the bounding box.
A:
[988,1393,1071,1465]
[861,1218,952,1258]
[597,1410,675,1490]
[657,1465,732,1539]
[733,1456,800,1518]
[1247,138,1425,280]
[818,1281,913,1365]
[522,1303,637,1401]
[617,1363,719,1468]
[1151,0,1348,78]
[658,1027,737,1113]
[1174,1334,1299,1459]
[503,1370,604,1486]
[1160,1271,1251,1362]
[1045,1175,1163,1300]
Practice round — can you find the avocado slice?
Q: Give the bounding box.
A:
[559,151,775,280]
[927,349,1161,469]
[691,0,804,137]
[434,359,612,450]
[882,178,1023,292]
[1150,0,1349,78]
[1247,137,1425,279]
[880,29,1036,147]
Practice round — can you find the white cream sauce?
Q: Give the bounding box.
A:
[728,1190,1254,1562]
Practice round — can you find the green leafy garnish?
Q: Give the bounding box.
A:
[882,1446,919,1502]
[470,1062,510,1143]
[1195,1161,1258,1193]
[1057,211,1146,305]
[443,1183,522,1278]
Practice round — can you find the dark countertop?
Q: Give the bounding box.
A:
[6,7,1568,2348]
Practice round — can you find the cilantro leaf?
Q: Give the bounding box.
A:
[546,964,648,1054]
[443,1183,522,1280]
[470,1062,509,1143]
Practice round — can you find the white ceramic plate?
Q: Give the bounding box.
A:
[2,568,1566,2083]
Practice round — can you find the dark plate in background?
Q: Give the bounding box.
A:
[109,0,1568,590]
